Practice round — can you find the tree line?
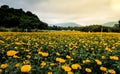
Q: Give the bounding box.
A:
[48,22,120,32]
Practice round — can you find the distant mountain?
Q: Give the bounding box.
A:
[103,22,118,27]
[49,23,81,27]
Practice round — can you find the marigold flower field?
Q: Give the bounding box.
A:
[0,31,120,74]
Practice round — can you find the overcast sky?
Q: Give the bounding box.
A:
[0,0,120,26]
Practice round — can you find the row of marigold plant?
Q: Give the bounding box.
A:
[0,31,120,74]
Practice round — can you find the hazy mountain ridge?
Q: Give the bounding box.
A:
[50,21,118,27]
[49,23,81,27]
[103,22,117,27]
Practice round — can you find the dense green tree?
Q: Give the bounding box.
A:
[1,5,9,9]
[0,5,48,31]
[113,20,120,32]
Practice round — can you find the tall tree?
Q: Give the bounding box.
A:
[113,20,120,32]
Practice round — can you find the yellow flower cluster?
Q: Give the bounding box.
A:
[108,69,116,74]
[41,61,46,68]
[0,69,2,73]
[101,56,106,59]
[56,58,66,63]
[38,51,49,57]
[26,55,31,59]
[50,63,55,66]
[82,59,91,64]
[56,52,60,56]
[21,65,31,73]
[13,55,20,58]
[15,41,25,45]
[66,55,71,59]
[0,32,120,73]
[23,60,30,65]
[7,50,18,56]
[61,65,71,72]
[85,68,92,73]
[0,64,8,69]
[0,40,4,44]
[100,66,107,71]
[95,59,102,65]
[15,63,20,67]
[48,71,53,74]
[110,56,119,61]
[71,64,82,69]
[67,71,73,74]
[105,47,113,52]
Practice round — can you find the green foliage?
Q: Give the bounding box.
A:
[113,21,120,32]
[0,5,48,31]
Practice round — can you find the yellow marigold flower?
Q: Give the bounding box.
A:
[70,58,74,61]
[64,50,67,52]
[108,69,116,74]
[7,50,18,56]
[61,65,71,72]
[0,40,4,44]
[15,63,20,67]
[95,59,102,65]
[25,49,30,52]
[41,61,46,68]
[28,52,31,54]
[41,52,49,57]
[101,56,106,59]
[91,48,94,50]
[34,56,38,59]
[26,55,31,59]
[0,64,8,69]
[56,58,66,63]
[66,55,71,59]
[56,52,60,56]
[71,64,82,69]
[13,55,20,58]
[100,66,107,71]
[110,56,119,61]
[50,63,55,66]
[23,60,30,65]
[38,51,49,57]
[105,47,110,51]
[69,48,73,50]
[38,51,42,55]
[15,42,22,45]
[48,71,53,74]
[82,59,91,64]
[85,59,91,63]
[0,69,2,73]
[110,56,113,60]
[85,68,92,73]
[67,71,74,74]
[105,47,113,52]
[21,65,31,73]
[112,46,115,50]
[14,46,18,49]
[72,52,76,55]
[82,60,86,64]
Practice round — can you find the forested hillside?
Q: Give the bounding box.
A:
[0,5,48,31]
